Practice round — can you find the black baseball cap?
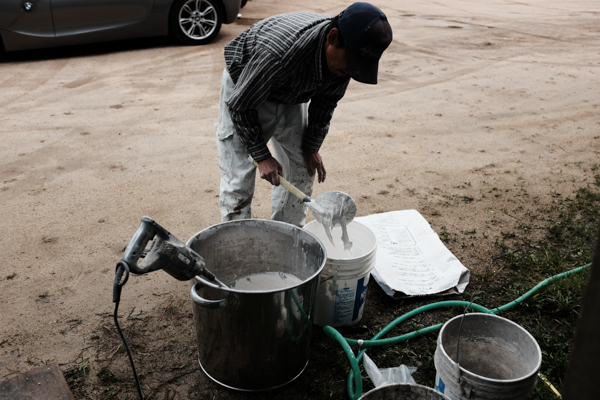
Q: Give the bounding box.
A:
[338,2,393,84]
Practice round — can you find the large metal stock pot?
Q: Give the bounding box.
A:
[187,219,327,391]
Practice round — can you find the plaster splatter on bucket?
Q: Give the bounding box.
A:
[305,220,377,327]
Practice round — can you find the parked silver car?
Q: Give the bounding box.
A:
[0,0,245,52]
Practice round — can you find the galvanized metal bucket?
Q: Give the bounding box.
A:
[186,219,327,391]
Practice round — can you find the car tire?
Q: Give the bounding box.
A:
[170,0,223,45]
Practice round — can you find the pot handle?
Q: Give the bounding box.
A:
[190,281,228,309]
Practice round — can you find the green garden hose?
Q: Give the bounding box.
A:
[323,263,592,400]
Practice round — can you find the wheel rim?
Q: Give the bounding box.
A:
[178,0,217,40]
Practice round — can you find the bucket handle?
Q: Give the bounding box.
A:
[454,300,481,399]
[190,281,228,309]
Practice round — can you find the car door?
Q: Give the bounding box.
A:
[0,0,56,50]
[51,0,155,37]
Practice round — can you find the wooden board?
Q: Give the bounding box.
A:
[0,363,75,400]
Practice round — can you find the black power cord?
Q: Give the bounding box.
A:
[113,260,145,400]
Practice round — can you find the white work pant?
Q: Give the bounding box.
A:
[215,68,314,227]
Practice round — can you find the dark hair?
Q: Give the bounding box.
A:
[328,13,346,49]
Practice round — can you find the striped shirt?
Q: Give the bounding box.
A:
[224,12,351,162]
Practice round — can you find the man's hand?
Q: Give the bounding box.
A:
[257,157,283,186]
[303,152,326,183]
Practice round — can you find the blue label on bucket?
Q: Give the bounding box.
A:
[332,276,370,324]
[352,277,368,321]
[333,286,355,322]
[435,376,446,394]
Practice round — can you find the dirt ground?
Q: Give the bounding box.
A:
[1,0,599,398]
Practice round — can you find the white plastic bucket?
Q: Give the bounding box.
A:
[434,313,541,400]
[304,220,377,327]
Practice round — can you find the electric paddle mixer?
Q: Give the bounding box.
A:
[116,216,225,285]
[113,216,225,400]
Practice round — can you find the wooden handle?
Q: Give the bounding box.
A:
[252,160,308,201]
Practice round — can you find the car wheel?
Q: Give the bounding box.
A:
[170,0,222,45]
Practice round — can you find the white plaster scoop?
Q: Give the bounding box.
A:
[252,160,357,249]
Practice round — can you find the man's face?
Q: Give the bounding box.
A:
[325,28,348,76]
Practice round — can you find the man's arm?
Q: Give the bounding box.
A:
[227,50,281,164]
[227,50,285,185]
[302,77,351,182]
[303,77,350,153]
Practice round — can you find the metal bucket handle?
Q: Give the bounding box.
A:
[453,298,482,399]
[190,281,229,309]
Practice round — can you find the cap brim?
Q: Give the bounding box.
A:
[346,50,379,84]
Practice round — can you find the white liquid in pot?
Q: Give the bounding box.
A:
[231,271,303,291]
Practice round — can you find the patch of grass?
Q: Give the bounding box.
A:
[439,226,451,242]
[96,366,117,383]
[98,386,120,397]
[64,358,90,388]
[488,184,599,395]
